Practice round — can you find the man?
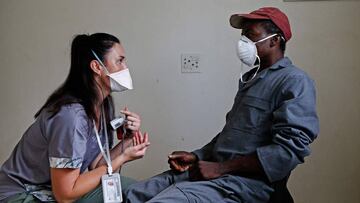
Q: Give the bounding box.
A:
[124,7,319,203]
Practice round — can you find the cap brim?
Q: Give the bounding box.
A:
[230,14,270,29]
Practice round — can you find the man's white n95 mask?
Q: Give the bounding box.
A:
[236,35,258,67]
[236,34,278,83]
[91,50,133,92]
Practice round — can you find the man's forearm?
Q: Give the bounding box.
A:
[220,153,266,178]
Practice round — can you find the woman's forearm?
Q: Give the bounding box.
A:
[93,138,133,168]
[52,155,127,202]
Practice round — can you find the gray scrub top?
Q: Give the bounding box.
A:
[193,57,319,183]
[0,102,113,201]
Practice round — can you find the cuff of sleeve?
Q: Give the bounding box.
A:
[257,143,303,183]
[191,149,204,161]
[49,157,83,169]
[256,146,278,183]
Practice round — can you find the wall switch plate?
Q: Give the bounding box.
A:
[181,54,201,73]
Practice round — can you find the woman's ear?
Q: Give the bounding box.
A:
[90,60,102,75]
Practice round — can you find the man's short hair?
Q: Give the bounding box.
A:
[259,19,287,53]
[242,19,287,53]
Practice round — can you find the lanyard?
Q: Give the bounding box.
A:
[93,105,113,175]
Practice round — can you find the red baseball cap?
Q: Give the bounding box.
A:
[230,7,292,41]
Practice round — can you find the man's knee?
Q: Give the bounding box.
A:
[123,170,190,202]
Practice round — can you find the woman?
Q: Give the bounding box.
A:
[0,33,150,202]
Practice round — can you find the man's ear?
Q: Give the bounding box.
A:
[270,35,281,48]
[90,60,102,75]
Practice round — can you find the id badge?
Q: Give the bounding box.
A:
[101,173,122,203]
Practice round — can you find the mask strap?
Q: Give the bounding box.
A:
[254,33,278,44]
[239,34,275,84]
[240,55,261,84]
[91,50,110,75]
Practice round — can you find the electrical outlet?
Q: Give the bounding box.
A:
[181,54,201,73]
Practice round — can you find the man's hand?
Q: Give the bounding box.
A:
[168,151,197,172]
[190,161,223,181]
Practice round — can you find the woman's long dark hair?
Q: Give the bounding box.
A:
[35,33,120,124]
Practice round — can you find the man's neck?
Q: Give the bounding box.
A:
[259,52,284,70]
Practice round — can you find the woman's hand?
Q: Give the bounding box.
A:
[120,107,141,132]
[122,131,150,162]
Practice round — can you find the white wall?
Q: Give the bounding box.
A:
[0,0,359,202]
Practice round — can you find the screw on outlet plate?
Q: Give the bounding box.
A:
[181,54,201,73]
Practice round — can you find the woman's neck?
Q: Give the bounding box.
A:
[95,77,110,105]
